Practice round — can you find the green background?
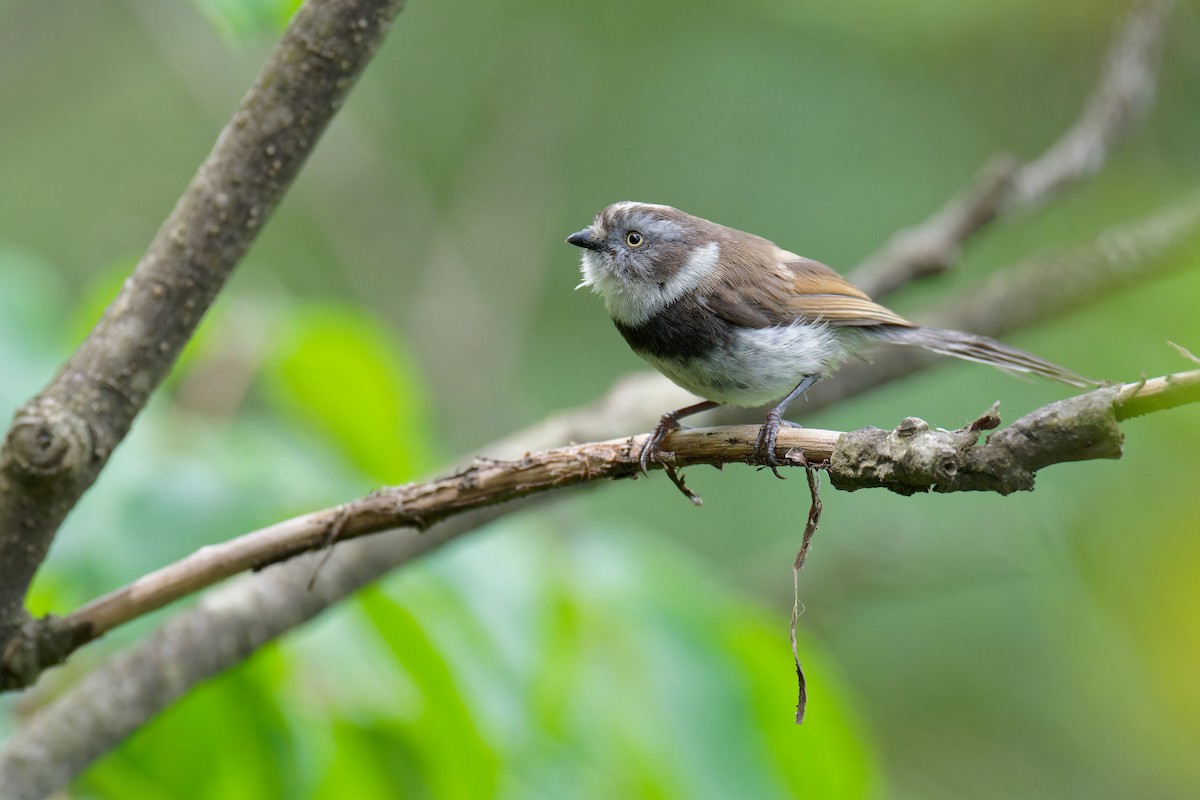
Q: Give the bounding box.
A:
[1,0,1199,797]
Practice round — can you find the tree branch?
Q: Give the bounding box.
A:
[1,369,1197,795]
[60,371,1200,630]
[850,0,1172,298]
[0,0,406,648]
[5,367,1199,692]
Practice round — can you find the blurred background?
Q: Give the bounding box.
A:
[2,0,1200,797]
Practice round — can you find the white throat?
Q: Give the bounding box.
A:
[578,240,720,325]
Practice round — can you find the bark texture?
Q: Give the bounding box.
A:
[0,0,406,672]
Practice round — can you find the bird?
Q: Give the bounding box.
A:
[566,201,1092,478]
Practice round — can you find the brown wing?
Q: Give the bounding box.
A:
[782,255,911,328]
[694,236,912,330]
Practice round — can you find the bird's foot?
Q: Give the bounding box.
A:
[639,414,680,476]
[754,416,805,478]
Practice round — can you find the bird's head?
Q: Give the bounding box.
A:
[566,201,720,324]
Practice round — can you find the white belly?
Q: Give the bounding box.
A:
[639,322,848,407]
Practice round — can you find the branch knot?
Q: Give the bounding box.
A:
[1,615,90,691]
[4,399,94,479]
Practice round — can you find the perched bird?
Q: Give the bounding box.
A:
[566,201,1092,477]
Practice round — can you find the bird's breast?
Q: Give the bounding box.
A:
[613,301,847,407]
[613,295,737,360]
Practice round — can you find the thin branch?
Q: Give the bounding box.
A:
[850,0,1172,298]
[1,373,1198,796]
[32,427,843,661]
[850,154,1020,297]
[71,371,1200,628]
[0,0,406,646]
[791,466,823,725]
[4,369,1198,694]
[1115,368,1200,419]
[1010,0,1172,205]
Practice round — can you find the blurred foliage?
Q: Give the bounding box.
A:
[190,0,300,41]
[76,521,877,800]
[2,0,1200,798]
[0,256,874,798]
[261,304,436,481]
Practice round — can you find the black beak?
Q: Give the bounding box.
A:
[566,229,602,251]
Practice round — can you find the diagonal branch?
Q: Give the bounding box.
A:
[56,370,1200,634]
[3,367,1199,693]
[850,0,1172,298]
[0,370,1197,795]
[0,504,516,800]
[0,0,407,651]
[1010,0,1172,205]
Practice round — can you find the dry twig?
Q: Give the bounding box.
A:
[791,466,823,725]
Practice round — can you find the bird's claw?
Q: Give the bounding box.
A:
[753,414,787,479]
[639,418,677,476]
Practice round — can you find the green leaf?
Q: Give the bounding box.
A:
[355,587,501,799]
[261,304,435,481]
[727,619,880,798]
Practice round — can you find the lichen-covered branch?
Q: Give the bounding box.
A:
[0,0,406,653]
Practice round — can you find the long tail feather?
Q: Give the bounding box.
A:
[877,326,1094,387]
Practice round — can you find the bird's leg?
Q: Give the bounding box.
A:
[754,375,820,479]
[640,400,721,476]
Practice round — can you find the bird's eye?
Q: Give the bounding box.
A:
[625,231,644,248]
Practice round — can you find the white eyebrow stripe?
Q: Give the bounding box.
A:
[611,200,674,214]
